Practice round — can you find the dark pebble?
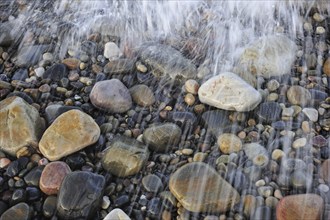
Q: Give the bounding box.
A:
[65,154,85,170]
[142,174,163,193]
[43,196,57,218]
[12,68,28,81]
[26,187,41,201]
[10,189,27,206]
[70,81,84,89]
[0,202,31,220]
[24,166,44,187]
[14,179,26,188]
[5,157,29,177]
[42,64,68,82]
[114,195,130,208]
[257,102,282,122]
[321,147,329,159]
[147,197,161,217]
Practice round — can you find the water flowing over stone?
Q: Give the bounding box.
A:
[237,35,297,78]
[198,72,262,112]
[138,43,197,79]
[169,162,240,213]
[0,202,31,220]
[39,110,100,161]
[0,96,44,157]
[104,208,131,220]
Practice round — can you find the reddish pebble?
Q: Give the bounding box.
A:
[276,194,324,220]
[0,158,11,168]
[40,161,71,195]
[38,158,49,166]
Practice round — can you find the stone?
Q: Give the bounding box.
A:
[42,64,69,82]
[62,58,80,70]
[243,143,269,167]
[5,157,29,177]
[15,45,49,67]
[12,69,28,81]
[0,96,44,156]
[143,123,181,152]
[242,195,257,218]
[202,110,231,136]
[320,159,330,183]
[139,43,197,79]
[185,79,199,95]
[24,166,44,187]
[237,35,297,78]
[57,171,105,219]
[266,79,280,92]
[43,196,57,218]
[0,23,14,47]
[287,85,311,106]
[142,174,163,193]
[129,84,155,107]
[0,202,31,220]
[217,133,242,154]
[271,149,285,160]
[39,110,100,161]
[198,72,262,112]
[101,136,149,177]
[323,57,330,76]
[104,208,131,220]
[184,93,195,106]
[169,162,240,213]
[90,79,132,113]
[104,42,122,59]
[302,108,318,122]
[40,161,71,195]
[104,59,134,74]
[292,137,307,149]
[257,102,282,122]
[312,135,327,147]
[276,194,324,220]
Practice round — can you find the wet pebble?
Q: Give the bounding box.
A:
[142,174,163,193]
[42,196,57,218]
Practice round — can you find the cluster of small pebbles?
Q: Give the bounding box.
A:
[0,1,330,220]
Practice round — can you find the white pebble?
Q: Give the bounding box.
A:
[255,179,266,187]
[102,196,111,209]
[302,108,318,122]
[104,42,122,59]
[292,137,307,149]
[316,26,325,34]
[34,67,45,78]
[42,52,53,61]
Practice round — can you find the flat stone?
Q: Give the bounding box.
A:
[130,84,155,107]
[90,79,132,113]
[320,159,330,183]
[104,42,122,59]
[0,96,44,156]
[139,43,197,79]
[57,171,105,219]
[0,202,31,220]
[257,102,282,122]
[217,133,242,154]
[169,162,240,213]
[143,123,181,152]
[237,35,297,78]
[198,72,261,112]
[42,64,69,82]
[287,86,311,106]
[276,194,324,220]
[244,143,269,167]
[104,208,131,220]
[39,110,100,161]
[302,108,318,122]
[142,174,163,193]
[323,57,330,77]
[15,45,49,67]
[101,136,149,177]
[40,161,71,195]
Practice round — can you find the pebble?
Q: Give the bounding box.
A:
[312,135,327,147]
[0,158,11,168]
[24,166,44,187]
[316,26,326,34]
[42,64,68,82]
[287,85,311,106]
[184,93,195,106]
[292,137,307,149]
[57,171,105,219]
[217,133,242,154]
[257,102,282,122]
[104,208,131,220]
[266,79,280,91]
[271,149,285,160]
[255,179,266,187]
[265,196,278,208]
[101,196,111,209]
[142,174,163,193]
[0,202,31,220]
[184,79,199,95]
[42,196,57,218]
[90,79,132,113]
[320,159,330,183]
[193,152,207,162]
[244,143,269,167]
[323,57,330,76]
[136,61,147,73]
[39,161,71,195]
[302,108,318,122]
[104,42,122,59]
[62,58,80,70]
[129,84,155,107]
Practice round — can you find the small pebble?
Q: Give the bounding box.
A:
[102,196,111,209]
[185,79,199,95]
[184,93,195,106]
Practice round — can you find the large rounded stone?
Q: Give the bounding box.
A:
[217,133,242,154]
[276,194,324,220]
[39,110,100,161]
[40,161,71,195]
[143,123,182,152]
[169,162,240,213]
[287,86,311,106]
[198,72,262,112]
[0,202,31,220]
[0,96,44,156]
[129,84,155,107]
[89,79,132,113]
[101,136,149,177]
[57,171,105,219]
[237,35,297,78]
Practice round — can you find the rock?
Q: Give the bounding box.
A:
[243,143,269,167]
[114,195,130,208]
[242,195,257,218]
[169,162,240,213]
[0,23,14,47]
[266,79,280,92]
[276,194,324,220]
[62,58,80,70]
[104,59,134,74]
[43,196,57,218]
[217,133,242,154]
[287,86,311,106]
[302,108,318,122]
[12,69,28,81]
[101,136,149,177]
[5,157,29,177]
[39,110,100,161]
[292,137,307,149]
[237,35,297,78]
[129,84,155,107]
[198,72,262,112]
[320,159,330,183]
[252,206,274,220]
[34,67,45,78]
[202,110,231,136]
[90,79,132,113]
[104,42,122,59]
[15,45,49,67]
[323,57,330,76]
[185,79,199,95]
[139,43,197,79]
[0,96,44,156]
[312,135,327,147]
[143,123,181,152]
[24,166,44,187]
[40,161,71,195]
[257,102,282,122]
[42,64,69,82]
[104,208,131,220]
[142,174,163,193]
[57,171,105,219]
[0,202,31,220]
[44,105,81,124]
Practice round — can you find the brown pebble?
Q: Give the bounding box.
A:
[194,104,205,114]
[323,57,330,76]
[62,58,80,70]
[162,210,171,220]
